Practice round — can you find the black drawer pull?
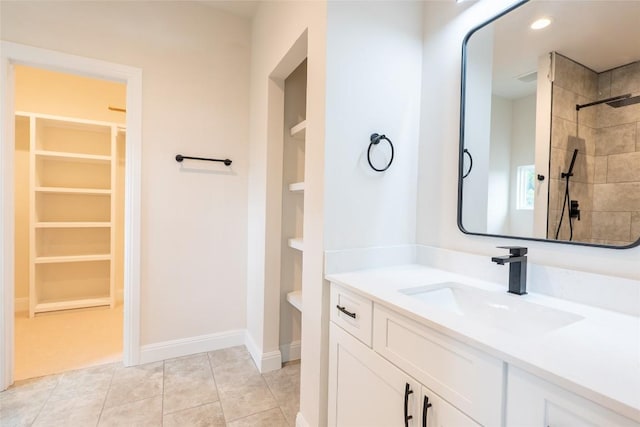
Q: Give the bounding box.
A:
[336,305,356,319]
[422,395,432,427]
[404,383,414,427]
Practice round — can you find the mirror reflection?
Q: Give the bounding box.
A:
[460,0,640,248]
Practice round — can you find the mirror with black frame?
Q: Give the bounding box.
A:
[459,0,640,248]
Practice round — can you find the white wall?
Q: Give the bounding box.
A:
[1,1,251,345]
[324,1,423,251]
[418,1,639,281]
[508,93,536,236]
[247,2,326,426]
[487,95,511,235]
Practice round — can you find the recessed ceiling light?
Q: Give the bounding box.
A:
[530,18,552,30]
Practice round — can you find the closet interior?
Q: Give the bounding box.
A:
[13,64,126,380]
[280,59,307,363]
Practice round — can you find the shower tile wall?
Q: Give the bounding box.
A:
[593,61,640,245]
[548,54,597,242]
[549,55,640,245]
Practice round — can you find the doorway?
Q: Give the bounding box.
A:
[1,41,143,390]
[13,65,126,380]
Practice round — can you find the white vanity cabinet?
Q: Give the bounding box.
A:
[328,284,489,427]
[506,366,639,427]
[328,322,421,427]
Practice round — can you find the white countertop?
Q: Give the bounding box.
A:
[326,264,640,422]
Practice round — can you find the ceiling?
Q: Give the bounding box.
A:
[484,0,640,99]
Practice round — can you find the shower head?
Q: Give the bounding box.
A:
[606,94,640,108]
[576,93,631,111]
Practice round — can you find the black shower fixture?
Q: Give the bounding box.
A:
[606,95,640,108]
[555,149,580,241]
[561,148,578,179]
[576,93,640,111]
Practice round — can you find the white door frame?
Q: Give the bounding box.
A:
[0,41,142,390]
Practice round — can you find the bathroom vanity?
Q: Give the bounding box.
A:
[326,265,640,427]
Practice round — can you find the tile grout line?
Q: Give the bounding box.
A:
[254,363,282,424]
[263,377,291,426]
[95,364,118,427]
[226,406,288,426]
[263,364,300,427]
[28,374,62,426]
[206,351,228,424]
[161,360,165,424]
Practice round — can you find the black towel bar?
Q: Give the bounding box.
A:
[175,154,232,166]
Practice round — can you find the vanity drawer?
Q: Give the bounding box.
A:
[373,304,503,426]
[330,283,373,347]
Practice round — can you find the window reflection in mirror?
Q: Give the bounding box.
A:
[459,0,640,248]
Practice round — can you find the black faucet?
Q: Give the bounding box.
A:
[491,246,527,295]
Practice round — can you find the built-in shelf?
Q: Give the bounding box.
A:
[290,120,307,140]
[35,254,111,264]
[35,187,112,195]
[288,238,304,251]
[35,150,111,164]
[34,297,112,314]
[23,111,120,317]
[35,222,112,229]
[289,182,305,192]
[287,290,302,312]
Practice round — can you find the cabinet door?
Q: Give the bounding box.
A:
[420,386,480,427]
[507,366,639,427]
[373,304,503,426]
[329,322,420,427]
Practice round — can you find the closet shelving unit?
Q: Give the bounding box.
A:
[286,118,306,255]
[278,59,306,364]
[285,118,306,311]
[18,111,124,317]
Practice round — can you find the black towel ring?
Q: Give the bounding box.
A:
[462,148,473,179]
[367,133,394,172]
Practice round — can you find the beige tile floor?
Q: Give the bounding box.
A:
[0,346,300,427]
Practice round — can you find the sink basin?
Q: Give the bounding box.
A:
[399,282,583,336]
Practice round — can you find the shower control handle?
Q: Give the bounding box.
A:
[570,200,580,221]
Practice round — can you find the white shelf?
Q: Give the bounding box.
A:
[35,150,111,164]
[26,112,119,317]
[289,182,305,192]
[290,120,307,140]
[35,254,111,264]
[34,297,112,314]
[35,187,112,195]
[287,290,302,312]
[35,222,112,229]
[16,110,125,129]
[288,238,304,251]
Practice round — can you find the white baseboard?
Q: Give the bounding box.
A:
[296,412,311,427]
[245,331,282,373]
[139,329,245,364]
[281,340,301,363]
[14,297,28,313]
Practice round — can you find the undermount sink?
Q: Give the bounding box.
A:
[399,282,584,336]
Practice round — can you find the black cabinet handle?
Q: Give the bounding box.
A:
[422,395,432,427]
[336,305,356,319]
[404,383,414,427]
